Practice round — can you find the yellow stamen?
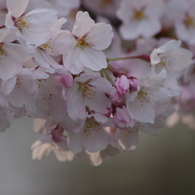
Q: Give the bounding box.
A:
[185,16,195,27]
[76,36,92,49]
[133,9,145,20]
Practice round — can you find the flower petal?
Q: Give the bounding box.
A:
[81,49,107,71]
[88,23,114,50]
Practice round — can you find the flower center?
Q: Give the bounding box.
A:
[15,16,29,29]
[81,84,96,100]
[84,117,101,136]
[40,42,54,53]
[133,9,145,20]
[137,87,152,106]
[0,43,7,60]
[76,36,92,49]
[157,55,170,70]
[138,90,148,99]
[100,0,113,7]
[185,15,195,28]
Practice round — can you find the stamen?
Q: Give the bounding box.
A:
[84,118,101,136]
[81,84,96,100]
[0,43,6,60]
[133,9,145,20]
[76,36,92,49]
[185,15,195,28]
[15,16,30,29]
[137,87,153,106]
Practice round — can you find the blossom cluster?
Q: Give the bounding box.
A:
[0,0,194,166]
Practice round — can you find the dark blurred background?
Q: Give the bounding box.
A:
[0,117,194,195]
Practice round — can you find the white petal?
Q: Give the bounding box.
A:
[67,84,87,120]
[139,18,161,38]
[141,123,159,135]
[22,28,52,45]
[86,90,111,114]
[32,144,51,160]
[156,40,181,53]
[6,0,29,18]
[88,23,114,50]
[119,130,138,151]
[90,77,116,94]
[81,49,107,71]
[54,150,74,162]
[119,22,140,40]
[170,49,193,71]
[63,48,84,74]
[68,132,83,153]
[53,31,76,55]
[26,8,57,24]
[6,43,34,63]
[149,87,171,105]
[78,150,103,166]
[127,98,155,124]
[73,11,95,37]
[81,127,108,153]
[0,57,22,80]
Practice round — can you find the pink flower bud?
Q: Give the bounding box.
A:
[115,75,129,95]
[129,77,138,91]
[51,126,63,142]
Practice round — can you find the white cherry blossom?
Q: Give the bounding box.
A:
[59,11,114,74]
[126,70,172,124]
[66,74,116,120]
[31,126,70,161]
[117,0,164,40]
[67,114,110,153]
[6,0,59,45]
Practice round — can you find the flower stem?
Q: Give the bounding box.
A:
[107,55,150,62]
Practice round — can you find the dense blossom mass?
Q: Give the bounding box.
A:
[0,0,194,166]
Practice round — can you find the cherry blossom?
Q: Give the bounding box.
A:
[174,0,195,45]
[31,126,70,161]
[126,70,172,124]
[67,114,110,153]
[5,0,59,45]
[117,0,164,40]
[66,74,116,120]
[59,11,114,74]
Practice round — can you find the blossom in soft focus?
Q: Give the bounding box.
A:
[117,0,164,40]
